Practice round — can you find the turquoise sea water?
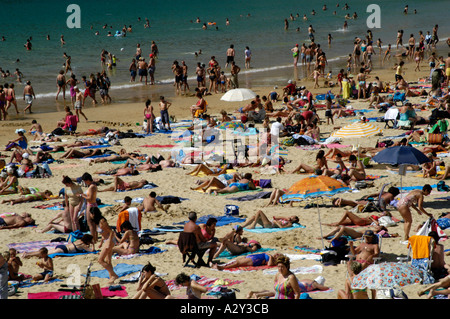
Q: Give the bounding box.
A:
[1,0,449,112]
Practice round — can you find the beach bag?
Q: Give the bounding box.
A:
[259,179,272,188]
[355,181,368,190]
[378,216,397,227]
[224,205,239,216]
[67,230,84,243]
[218,287,238,299]
[376,288,408,299]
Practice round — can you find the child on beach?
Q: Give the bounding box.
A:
[311,67,321,89]
[6,248,25,281]
[32,247,54,282]
[159,96,172,130]
[29,120,43,141]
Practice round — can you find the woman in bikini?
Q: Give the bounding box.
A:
[273,255,301,299]
[112,221,140,256]
[143,99,155,134]
[90,207,119,284]
[62,176,83,231]
[1,190,56,205]
[23,235,94,258]
[133,262,171,299]
[240,210,299,229]
[0,167,19,195]
[166,273,208,299]
[211,252,281,270]
[397,184,433,241]
[190,92,207,119]
[289,149,328,174]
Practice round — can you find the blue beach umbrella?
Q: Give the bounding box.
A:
[372,146,431,166]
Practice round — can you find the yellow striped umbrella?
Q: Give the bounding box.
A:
[331,122,382,138]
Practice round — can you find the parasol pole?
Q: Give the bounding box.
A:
[317,198,325,250]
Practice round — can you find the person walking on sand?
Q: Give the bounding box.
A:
[230,61,241,89]
[23,81,36,114]
[90,207,119,284]
[4,83,19,115]
[74,86,88,121]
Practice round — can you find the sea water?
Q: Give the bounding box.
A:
[0,0,449,113]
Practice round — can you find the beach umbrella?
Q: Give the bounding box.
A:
[280,175,350,249]
[220,88,257,102]
[351,262,429,290]
[372,145,431,191]
[331,122,382,138]
[371,145,431,166]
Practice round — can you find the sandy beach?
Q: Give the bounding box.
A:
[1,51,449,302]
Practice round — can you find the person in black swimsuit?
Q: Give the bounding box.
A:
[22,235,94,257]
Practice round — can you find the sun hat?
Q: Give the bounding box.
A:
[314,276,325,286]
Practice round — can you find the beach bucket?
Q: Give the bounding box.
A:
[224,205,239,216]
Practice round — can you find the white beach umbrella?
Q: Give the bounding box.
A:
[220,88,257,102]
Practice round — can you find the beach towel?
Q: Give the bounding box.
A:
[8,240,69,254]
[166,275,243,291]
[48,251,98,258]
[365,174,387,181]
[218,265,276,274]
[27,286,128,299]
[217,248,276,260]
[116,182,158,192]
[89,263,144,279]
[173,215,246,227]
[228,191,272,201]
[244,223,306,233]
[116,207,142,232]
[113,246,166,259]
[140,144,176,148]
[81,144,111,149]
[262,265,323,276]
[19,278,63,289]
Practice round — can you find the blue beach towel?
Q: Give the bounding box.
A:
[89,263,144,278]
[244,223,306,233]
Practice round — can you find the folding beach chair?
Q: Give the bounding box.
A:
[360,183,391,213]
[384,108,399,129]
[397,235,435,284]
[393,92,407,106]
[177,232,208,268]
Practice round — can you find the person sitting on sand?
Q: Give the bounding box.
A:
[207,173,256,195]
[0,166,19,195]
[23,234,95,258]
[265,188,289,207]
[30,248,54,283]
[165,272,208,299]
[211,252,282,270]
[37,205,72,234]
[5,248,25,281]
[247,256,330,299]
[98,177,150,192]
[240,210,299,229]
[1,190,57,205]
[133,262,171,299]
[112,221,140,256]
[289,150,328,174]
[139,191,168,213]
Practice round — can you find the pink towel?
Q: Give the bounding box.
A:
[27,286,128,299]
[325,144,351,149]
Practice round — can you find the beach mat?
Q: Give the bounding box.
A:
[89,263,144,279]
[113,246,166,259]
[8,240,69,253]
[244,223,306,233]
[27,286,128,299]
